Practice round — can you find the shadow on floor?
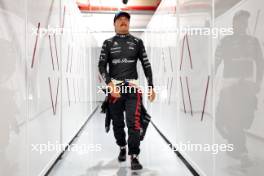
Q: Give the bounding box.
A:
[79,159,159,176]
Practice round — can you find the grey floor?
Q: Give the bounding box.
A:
[48,108,193,176]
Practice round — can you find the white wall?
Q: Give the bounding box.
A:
[214,0,264,175]
[142,0,264,175]
[0,0,98,175]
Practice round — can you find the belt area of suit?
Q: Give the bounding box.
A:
[111,79,139,88]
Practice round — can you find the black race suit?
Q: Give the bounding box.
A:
[98,33,153,155]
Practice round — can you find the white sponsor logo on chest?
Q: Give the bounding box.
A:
[128,46,135,50]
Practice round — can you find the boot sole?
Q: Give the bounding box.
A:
[118,157,126,162]
[131,165,143,170]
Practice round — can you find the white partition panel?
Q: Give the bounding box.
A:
[0,0,98,175]
[0,0,27,175]
[142,0,264,175]
[214,0,264,175]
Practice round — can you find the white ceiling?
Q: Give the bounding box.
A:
[82,12,154,31]
[82,12,154,45]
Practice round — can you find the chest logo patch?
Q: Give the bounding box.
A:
[129,46,135,50]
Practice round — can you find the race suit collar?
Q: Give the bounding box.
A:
[115,33,130,38]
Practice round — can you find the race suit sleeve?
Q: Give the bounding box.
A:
[138,39,154,88]
[98,40,111,85]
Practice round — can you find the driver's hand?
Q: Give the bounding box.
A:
[148,87,156,102]
[108,82,121,98]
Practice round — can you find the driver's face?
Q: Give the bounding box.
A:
[114,16,130,34]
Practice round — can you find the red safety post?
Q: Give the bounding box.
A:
[180,35,186,70]
[54,78,60,113]
[180,76,187,113]
[185,35,193,69]
[48,77,60,115]
[48,77,55,115]
[201,76,210,121]
[53,34,59,70]
[185,76,193,116]
[31,22,40,68]
[61,5,66,34]
[48,35,55,71]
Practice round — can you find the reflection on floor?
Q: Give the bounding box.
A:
[48,108,193,176]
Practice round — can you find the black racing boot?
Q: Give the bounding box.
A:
[131,154,143,170]
[118,146,126,162]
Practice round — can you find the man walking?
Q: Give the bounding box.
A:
[98,11,155,170]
